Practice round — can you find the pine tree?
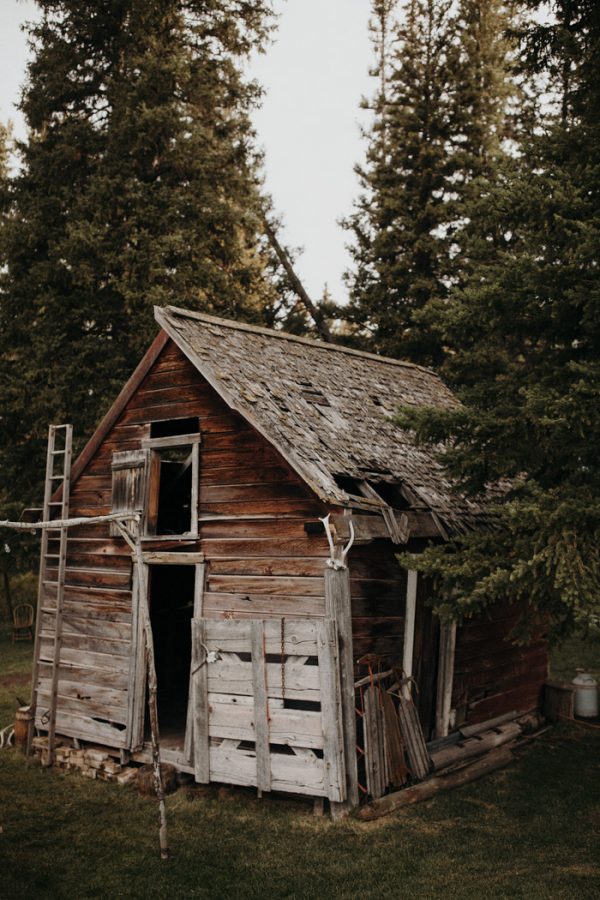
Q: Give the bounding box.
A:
[397,1,600,638]
[344,0,519,367]
[0,1,277,512]
[344,0,456,366]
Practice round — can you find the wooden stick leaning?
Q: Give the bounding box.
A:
[115,521,169,862]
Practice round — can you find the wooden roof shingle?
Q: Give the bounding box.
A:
[156,305,486,535]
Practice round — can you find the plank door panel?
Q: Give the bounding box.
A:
[191,617,346,801]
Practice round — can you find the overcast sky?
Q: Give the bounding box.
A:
[0,0,374,306]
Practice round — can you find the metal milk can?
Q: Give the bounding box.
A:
[573,669,599,718]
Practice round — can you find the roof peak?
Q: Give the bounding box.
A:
[155,305,435,376]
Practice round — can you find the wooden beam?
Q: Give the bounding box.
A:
[316,619,346,803]
[141,552,205,565]
[356,745,516,821]
[251,620,271,794]
[435,622,457,738]
[402,570,418,700]
[332,511,442,544]
[191,618,210,784]
[325,565,359,815]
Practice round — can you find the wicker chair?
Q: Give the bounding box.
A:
[12,604,34,642]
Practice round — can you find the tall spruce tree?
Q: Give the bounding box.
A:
[0,0,278,513]
[398,0,600,639]
[344,0,519,366]
[344,0,456,366]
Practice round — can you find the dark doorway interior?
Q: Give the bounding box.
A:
[147,565,195,748]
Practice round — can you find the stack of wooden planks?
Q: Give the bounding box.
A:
[32,736,138,784]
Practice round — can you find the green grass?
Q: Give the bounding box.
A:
[1,627,599,899]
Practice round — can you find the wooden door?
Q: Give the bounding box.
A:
[190,617,346,801]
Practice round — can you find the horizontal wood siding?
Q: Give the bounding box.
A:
[453,604,548,726]
[37,339,331,748]
[348,541,406,672]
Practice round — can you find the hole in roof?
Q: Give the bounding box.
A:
[367,481,411,509]
[333,474,363,496]
[299,386,330,406]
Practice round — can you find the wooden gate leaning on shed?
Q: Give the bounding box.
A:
[191,618,346,802]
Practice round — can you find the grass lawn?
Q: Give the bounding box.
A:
[1,625,599,899]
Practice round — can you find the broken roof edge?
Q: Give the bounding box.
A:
[155,304,440,380]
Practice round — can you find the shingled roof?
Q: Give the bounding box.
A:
[155,306,486,536]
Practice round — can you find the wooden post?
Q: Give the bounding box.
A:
[116,524,169,861]
[184,562,206,764]
[191,618,210,784]
[251,620,271,794]
[435,622,457,739]
[316,619,346,803]
[325,565,359,815]
[402,570,418,700]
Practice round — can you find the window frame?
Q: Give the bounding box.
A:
[141,432,201,539]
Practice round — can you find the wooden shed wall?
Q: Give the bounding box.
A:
[348,541,406,672]
[346,537,547,737]
[36,339,332,748]
[453,604,548,726]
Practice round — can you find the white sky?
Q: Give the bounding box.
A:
[0,0,374,306]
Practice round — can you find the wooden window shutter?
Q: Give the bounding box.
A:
[110,449,151,536]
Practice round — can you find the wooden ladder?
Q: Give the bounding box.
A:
[28,424,73,764]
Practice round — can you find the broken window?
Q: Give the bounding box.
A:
[143,425,201,537]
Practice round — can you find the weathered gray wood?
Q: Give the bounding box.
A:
[435,622,457,738]
[459,710,519,738]
[332,512,442,544]
[191,618,209,783]
[251,620,271,794]
[141,551,204,564]
[45,425,72,766]
[206,658,319,701]
[402,570,418,700]
[357,746,516,821]
[430,722,521,771]
[397,697,431,780]
[201,618,318,656]
[207,702,323,748]
[325,565,359,814]
[316,619,346,803]
[383,692,408,788]
[184,563,206,763]
[209,745,327,797]
[363,686,386,799]
[109,449,150,537]
[126,563,145,751]
[191,441,200,537]
[141,433,201,450]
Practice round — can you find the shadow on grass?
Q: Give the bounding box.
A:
[0,627,599,898]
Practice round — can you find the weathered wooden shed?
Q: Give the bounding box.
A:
[30,306,548,808]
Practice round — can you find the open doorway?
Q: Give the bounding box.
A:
[147,564,195,750]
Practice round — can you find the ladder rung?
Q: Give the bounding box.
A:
[44,553,60,559]
[50,475,65,480]
[51,450,66,456]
